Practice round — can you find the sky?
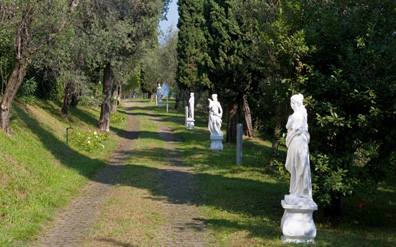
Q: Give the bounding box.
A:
[159,0,179,37]
[158,0,179,97]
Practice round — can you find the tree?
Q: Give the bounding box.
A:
[176,0,207,109]
[76,0,166,131]
[257,0,396,215]
[291,0,396,214]
[253,1,313,164]
[139,27,178,102]
[0,0,78,134]
[201,0,260,142]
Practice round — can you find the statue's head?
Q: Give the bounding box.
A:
[190,92,194,97]
[212,94,218,100]
[290,94,304,110]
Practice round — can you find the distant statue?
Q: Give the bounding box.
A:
[208,94,223,136]
[285,94,312,203]
[157,84,162,99]
[157,83,162,106]
[188,92,194,119]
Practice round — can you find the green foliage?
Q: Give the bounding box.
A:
[176,0,207,91]
[110,111,128,124]
[177,0,396,213]
[16,77,38,104]
[294,0,396,208]
[71,129,108,153]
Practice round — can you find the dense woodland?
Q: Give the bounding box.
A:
[1,0,395,217]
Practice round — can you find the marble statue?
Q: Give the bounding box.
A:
[188,92,194,119]
[157,83,163,107]
[208,94,223,151]
[186,92,195,129]
[281,94,317,244]
[208,94,223,136]
[285,93,312,203]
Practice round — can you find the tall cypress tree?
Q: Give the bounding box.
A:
[202,0,260,142]
[176,0,208,109]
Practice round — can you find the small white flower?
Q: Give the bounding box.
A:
[88,137,91,139]
[94,131,97,135]
[101,144,105,148]
[88,141,91,144]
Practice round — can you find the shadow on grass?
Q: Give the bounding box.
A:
[96,238,138,247]
[13,104,108,179]
[12,99,396,247]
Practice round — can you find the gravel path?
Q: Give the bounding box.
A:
[33,101,212,246]
[154,113,212,246]
[33,102,138,247]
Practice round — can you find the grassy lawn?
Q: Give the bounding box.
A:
[1,98,394,247]
[154,98,396,247]
[0,100,128,246]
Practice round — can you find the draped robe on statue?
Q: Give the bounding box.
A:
[285,109,312,200]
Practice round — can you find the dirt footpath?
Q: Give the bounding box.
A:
[33,101,212,246]
[156,113,212,246]
[33,101,138,247]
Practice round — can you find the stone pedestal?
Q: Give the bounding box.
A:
[281,196,317,244]
[158,99,163,107]
[186,118,195,130]
[210,135,223,152]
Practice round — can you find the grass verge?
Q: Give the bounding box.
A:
[0,100,128,246]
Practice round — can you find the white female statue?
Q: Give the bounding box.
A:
[285,94,313,203]
[281,94,317,244]
[157,83,162,106]
[188,92,194,119]
[208,94,223,136]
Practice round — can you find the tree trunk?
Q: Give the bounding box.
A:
[98,63,113,132]
[71,93,79,107]
[269,104,283,166]
[0,59,30,134]
[242,94,253,137]
[174,89,185,110]
[111,84,119,112]
[61,80,75,118]
[226,99,238,143]
[324,193,342,217]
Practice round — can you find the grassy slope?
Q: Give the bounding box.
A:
[0,100,127,246]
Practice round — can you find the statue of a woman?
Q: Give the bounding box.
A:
[188,92,194,119]
[208,94,223,136]
[285,94,313,203]
[157,84,162,98]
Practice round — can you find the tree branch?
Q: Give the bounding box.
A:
[32,0,79,53]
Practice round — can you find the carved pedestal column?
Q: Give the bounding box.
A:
[186,119,195,129]
[210,135,223,152]
[281,197,317,244]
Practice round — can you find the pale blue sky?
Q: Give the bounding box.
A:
[159,0,179,35]
[158,0,179,97]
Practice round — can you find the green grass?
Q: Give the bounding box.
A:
[0,100,128,246]
[151,99,396,247]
